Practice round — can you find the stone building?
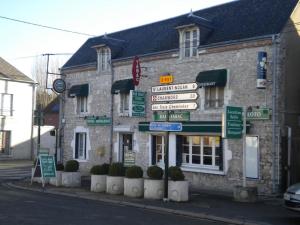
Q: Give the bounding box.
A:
[61,0,300,194]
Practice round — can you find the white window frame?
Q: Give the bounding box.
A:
[97,47,111,72]
[0,93,13,116]
[204,86,224,109]
[77,96,88,114]
[153,135,165,165]
[181,135,220,170]
[75,132,86,160]
[179,27,199,58]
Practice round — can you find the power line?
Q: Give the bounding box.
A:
[0,15,95,37]
[12,53,73,60]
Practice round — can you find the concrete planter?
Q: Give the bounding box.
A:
[233,186,258,202]
[61,172,81,187]
[168,180,189,202]
[49,171,63,186]
[91,175,107,192]
[144,179,164,200]
[124,178,144,198]
[106,176,124,195]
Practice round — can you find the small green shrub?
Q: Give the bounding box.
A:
[125,166,143,178]
[147,165,163,180]
[90,163,110,175]
[168,166,185,181]
[108,162,125,176]
[56,163,64,171]
[64,160,79,172]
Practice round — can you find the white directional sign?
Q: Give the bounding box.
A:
[152,82,198,93]
[152,102,198,111]
[151,92,198,102]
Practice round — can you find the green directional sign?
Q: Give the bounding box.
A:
[86,116,111,126]
[131,90,146,117]
[223,106,243,139]
[39,155,56,178]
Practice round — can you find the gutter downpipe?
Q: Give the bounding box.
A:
[109,63,114,164]
[272,34,280,194]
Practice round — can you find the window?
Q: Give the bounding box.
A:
[120,93,129,115]
[205,87,224,109]
[97,47,111,72]
[152,135,165,165]
[181,28,199,58]
[75,132,86,160]
[181,135,221,169]
[77,96,88,114]
[0,131,11,155]
[0,93,13,116]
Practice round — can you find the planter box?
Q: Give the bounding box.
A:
[168,180,189,202]
[106,176,124,195]
[49,171,63,186]
[124,178,144,198]
[144,179,164,200]
[91,175,107,192]
[61,172,81,187]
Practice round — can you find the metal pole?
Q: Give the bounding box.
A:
[242,106,247,187]
[287,126,292,187]
[37,104,41,155]
[163,110,169,201]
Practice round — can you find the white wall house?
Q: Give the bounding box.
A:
[0,57,35,160]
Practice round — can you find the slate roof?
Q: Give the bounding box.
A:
[0,57,34,83]
[43,97,59,113]
[63,0,298,70]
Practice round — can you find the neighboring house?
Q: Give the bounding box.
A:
[44,97,59,128]
[0,57,35,160]
[61,0,300,195]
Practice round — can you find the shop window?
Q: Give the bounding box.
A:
[180,27,199,58]
[151,135,165,165]
[180,135,221,169]
[120,93,130,116]
[0,93,13,116]
[205,86,224,109]
[97,47,111,72]
[77,96,88,114]
[0,130,11,155]
[75,132,86,160]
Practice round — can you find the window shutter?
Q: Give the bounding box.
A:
[75,133,79,159]
[219,138,223,171]
[176,135,183,166]
[151,136,156,165]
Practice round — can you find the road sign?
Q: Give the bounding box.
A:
[149,122,182,131]
[152,82,198,93]
[152,102,198,111]
[151,92,198,102]
[223,106,243,139]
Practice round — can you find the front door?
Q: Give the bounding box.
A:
[120,133,132,162]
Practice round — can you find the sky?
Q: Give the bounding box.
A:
[0,0,233,78]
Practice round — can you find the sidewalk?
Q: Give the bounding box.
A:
[8,179,300,225]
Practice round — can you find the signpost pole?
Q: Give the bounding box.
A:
[164,109,169,201]
[242,106,247,187]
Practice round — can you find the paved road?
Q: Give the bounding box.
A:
[0,165,31,181]
[0,184,230,225]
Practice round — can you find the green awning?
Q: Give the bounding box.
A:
[111,78,134,94]
[68,84,89,98]
[196,69,227,88]
[139,121,251,133]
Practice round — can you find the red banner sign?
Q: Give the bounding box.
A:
[132,56,141,86]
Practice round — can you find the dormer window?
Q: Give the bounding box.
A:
[178,27,199,59]
[96,46,111,72]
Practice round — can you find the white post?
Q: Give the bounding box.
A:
[242,106,247,187]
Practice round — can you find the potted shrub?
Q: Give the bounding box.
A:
[90,163,109,192]
[168,166,189,202]
[106,162,125,195]
[124,166,144,198]
[144,165,164,199]
[61,160,81,187]
[49,163,64,186]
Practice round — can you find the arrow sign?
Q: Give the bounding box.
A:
[151,92,198,102]
[149,122,182,131]
[151,102,198,111]
[152,82,198,93]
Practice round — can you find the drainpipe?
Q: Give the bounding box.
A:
[271,34,280,194]
[109,64,114,164]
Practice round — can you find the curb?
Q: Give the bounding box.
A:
[6,182,263,225]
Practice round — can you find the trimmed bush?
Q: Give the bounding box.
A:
[168,166,185,181]
[108,162,125,176]
[64,160,79,172]
[90,163,110,175]
[56,163,64,171]
[125,166,143,178]
[147,165,163,180]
